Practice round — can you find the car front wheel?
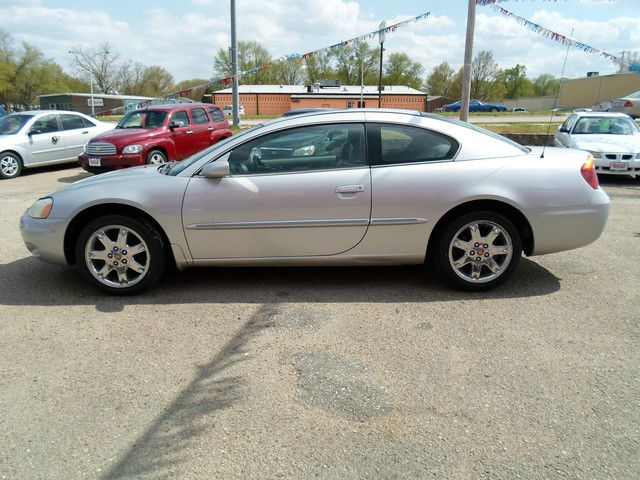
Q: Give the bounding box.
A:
[75,215,165,294]
[0,152,23,179]
[435,211,521,291]
[146,149,167,165]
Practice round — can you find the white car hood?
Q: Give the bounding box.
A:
[571,134,640,153]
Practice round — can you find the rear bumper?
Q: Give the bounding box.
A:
[78,153,144,171]
[526,189,610,255]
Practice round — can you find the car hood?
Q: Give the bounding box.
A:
[90,127,161,144]
[54,164,161,195]
[571,134,640,152]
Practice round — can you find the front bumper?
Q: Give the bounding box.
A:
[593,157,640,177]
[78,153,144,171]
[20,215,69,266]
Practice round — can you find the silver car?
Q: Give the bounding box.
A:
[0,110,114,179]
[20,109,610,294]
[609,90,640,119]
[554,112,640,178]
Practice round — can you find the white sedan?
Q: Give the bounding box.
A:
[0,110,114,179]
[554,112,640,178]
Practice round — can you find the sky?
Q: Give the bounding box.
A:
[0,0,638,85]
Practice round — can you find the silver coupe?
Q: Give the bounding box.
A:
[20,109,610,294]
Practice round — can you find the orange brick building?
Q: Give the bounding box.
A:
[210,84,441,115]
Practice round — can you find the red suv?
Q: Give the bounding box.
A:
[78,103,232,172]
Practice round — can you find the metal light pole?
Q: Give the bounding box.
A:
[460,0,476,122]
[378,21,386,109]
[230,0,240,127]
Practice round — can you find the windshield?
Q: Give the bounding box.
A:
[166,123,264,176]
[572,116,639,135]
[117,111,167,129]
[0,114,33,135]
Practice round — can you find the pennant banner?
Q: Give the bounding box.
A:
[95,11,431,116]
[487,4,639,73]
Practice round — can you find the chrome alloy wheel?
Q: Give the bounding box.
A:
[84,224,150,288]
[448,220,513,284]
[0,154,19,177]
[147,152,166,164]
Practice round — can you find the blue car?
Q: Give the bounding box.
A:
[444,99,507,113]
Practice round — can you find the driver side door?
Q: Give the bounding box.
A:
[25,114,67,166]
[182,123,371,259]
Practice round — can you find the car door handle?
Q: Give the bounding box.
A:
[51,135,60,142]
[335,184,365,194]
[207,127,214,131]
[186,130,193,134]
[82,130,89,134]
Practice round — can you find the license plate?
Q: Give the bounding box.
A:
[610,162,628,171]
[88,158,101,167]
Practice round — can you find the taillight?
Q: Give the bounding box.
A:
[581,155,599,189]
[623,100,633,108]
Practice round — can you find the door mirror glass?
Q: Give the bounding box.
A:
[559,126,570,133]
[201,160,230,178]
[28,128,42,135]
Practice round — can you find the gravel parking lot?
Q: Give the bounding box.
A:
[1,165,638,479]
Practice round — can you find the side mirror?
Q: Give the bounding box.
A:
[169,121,181,129]
[558,126,569,133]
[201,160,230,178]
[28,128,42,135]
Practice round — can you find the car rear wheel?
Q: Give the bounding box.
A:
[434,211,521,291]
[146,149,167,165]
[490,107,499,112]
[0,152,23,179]
[75,215,165,295]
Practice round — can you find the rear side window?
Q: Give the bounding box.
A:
[171,110,190,127]
[59,114,86,130]
[209,107,225,122]
[369,124,459,166]
[190,108,210,125]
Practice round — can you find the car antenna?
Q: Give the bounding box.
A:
[541,27,574,159]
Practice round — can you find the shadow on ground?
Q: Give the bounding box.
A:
[101,304,275,479]
[0,257,560,312]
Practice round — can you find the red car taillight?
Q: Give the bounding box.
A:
[581,155,599,190]
[623,100,633,108]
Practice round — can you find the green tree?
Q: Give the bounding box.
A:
[119,61,146,95]
[383,52,423,89]
[498,64,534,99]
[333,40,377,85]
[269,58,304,85]
[213,40,274,84]
[532,74,560,96]
[140,65,174,97]
[304,51,335,84]
[470,50,505,100]
[425,61,455,97]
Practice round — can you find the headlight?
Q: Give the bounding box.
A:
[293,145,316,156]
[589,151,602,158]
[123,144,143,154]
[26,197,53,219]
[82,143,88,153]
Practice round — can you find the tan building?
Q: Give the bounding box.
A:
[559,72,640,108]
[210,84,430,115]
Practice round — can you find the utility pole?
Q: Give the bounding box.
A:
[460,0,476,122]
[230,0,240,127]
[378,21,386,109]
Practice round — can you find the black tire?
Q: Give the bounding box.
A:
[0,151,23,179]
[434,211,522,291]
[146,149,167,165]
[75,215,165,295]
[490,107,499,113]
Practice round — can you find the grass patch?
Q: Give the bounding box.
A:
[478,123,560,135]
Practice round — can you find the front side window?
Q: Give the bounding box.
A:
[228,123,365,175]
[371,124,458,166]
[171,110,190,127]
[190,108,210,125]
[60,114,86,130]
[0,114,33,135]
[31,114,59,134]
[117,111,168,129]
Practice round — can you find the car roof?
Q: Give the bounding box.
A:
[572,111,633,118]
[10,110,87,116]
[138,103,214,112]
